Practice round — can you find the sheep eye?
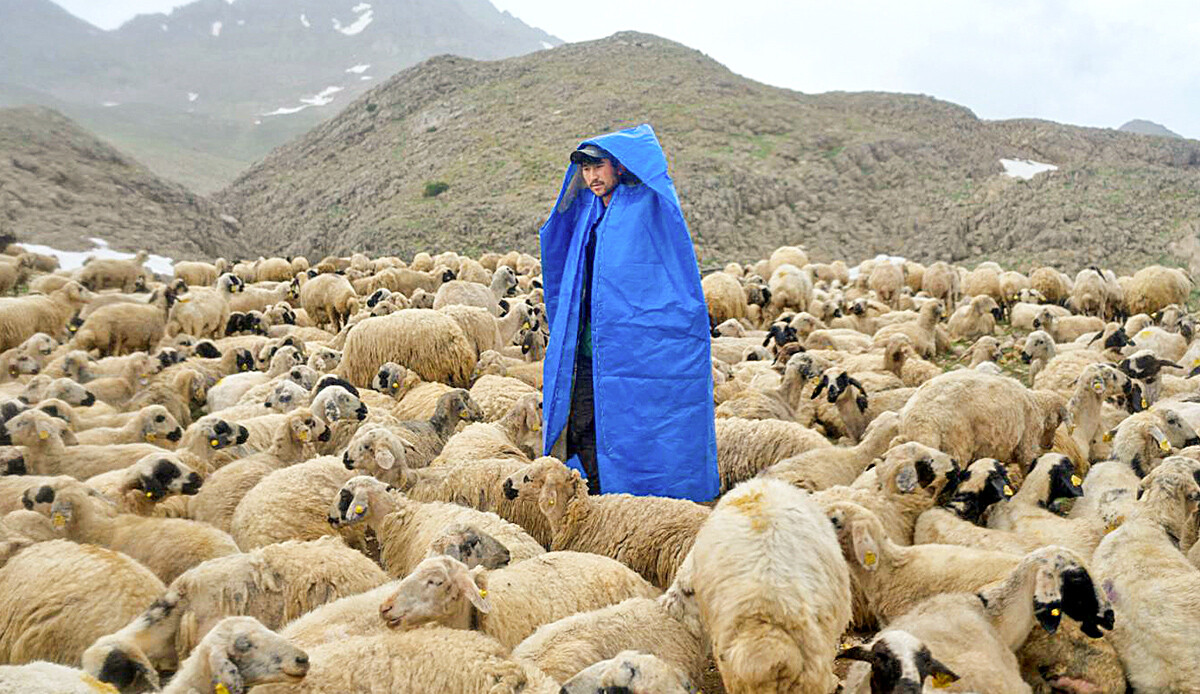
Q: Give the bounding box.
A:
[155,415,165,423]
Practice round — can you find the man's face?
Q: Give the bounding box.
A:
[580,158,620,201]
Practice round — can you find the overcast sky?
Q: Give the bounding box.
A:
[53,0,1200,138]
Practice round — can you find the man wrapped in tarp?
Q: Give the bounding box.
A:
[539,123,719,502]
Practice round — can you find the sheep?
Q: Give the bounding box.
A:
[837,629,962,694]
[897,369,1066,476]
[81,536,387,683]
[368,360,451,416]
[0,660,132,693]
[715,417,831,492]
[714,351,814,423]
[433,391,541,464]
[868,259,905,309]
[512,566,706,685]
[74,404,183,447]
[65,352,158,408]
[187,408,329,532]
[379,552,659,651]
[1089,468,1200,692]
[433,265,517,316]
[328,475,545,576]
[139,616,308,694]
[810,368,915,443]
[912,458,1029,546]
[297,272,358,332]
[469,373,539,422]
[206,345,306,413]
[1128,324,1188,363]
[1071,267,1108,318]
[1033,307,1106,344]
[14,374,96,407]
[28,478,239,584]
[947,294,1000,341]
[690,478,850,694]
[876,546,1113,694]
[1124,265,1191,316]
[702,271,749,326]
[502,457,709,589]
[761,411,900,490]
[1030,266,1073,305]
[825,500,1021,624]
[363,387,483,467]
[560,651,697,694]
[229,456,369,551]
[920,261,960,311]
[476,348,544,389]
[872,299,944,358]
[1118,348,1181,406]
[0,539,164,667]
[337,308,475,388]
[767,246,808,276]
[250,627,552,694]
[2,408,169,479]
[73,287,175,357]
[172,260,219,287]
[764,263,813,320]
[427,523,521,569]
[0,281,91,352]
[1011,300,1069,331]
[83,452,202,516]
[73,252,149,292]
[165,273,240,340]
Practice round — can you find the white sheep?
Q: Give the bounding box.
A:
[378,552,659,650]
[433,391,542,464]
[761,411,899,490]
[328,475,545,577]
[560,651,698,694]
[715,416,831,492]
[503,457,709,589]
[29,477,239,584]
[691,478,850,694]
[0,539,164,667]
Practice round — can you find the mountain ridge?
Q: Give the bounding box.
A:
[216,31,1200,273]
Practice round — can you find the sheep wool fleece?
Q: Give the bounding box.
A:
[540,123,719,502]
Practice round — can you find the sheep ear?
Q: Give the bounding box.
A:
[457,566,492,614]
[927,658,960,688]
[376,446,395,471]
[835,645,875,663]
[48,497,73,529]
[1150,426,1171,454]
[209,642,246,694]
[811,375,828,399]
[850,521,880,571]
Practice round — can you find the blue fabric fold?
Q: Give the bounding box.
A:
[539,123,719,502]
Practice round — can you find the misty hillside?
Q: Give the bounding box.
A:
[0,106,246,259]
[0,0,559,193]
[218,32,1200,273]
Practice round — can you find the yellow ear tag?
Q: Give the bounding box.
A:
[81,673,119,693]
[1193,358,1200,367]
[210,439,220,447]
[1004,485,1014,496]
[531,422,541,432]
[478,589,488,599]
[52,513,65,528]
[522,322,531,330]
[1142,399,1149,409]
[297,430,309,442]
[215,684,231,694]
[354,505,364,514]
[863,551,877,566]
[145,433,156,442]
[1091,382,1104,394]
[1103,431,1114,442]
[146,491,154,498]
[1160,439,1172,452]
[1050,608,1060,617]
[1105,516,1125,534]
[1138,330,1152,338]
[1070,475,1082,486]
[547,498,555,506]
[391,382,399,389]
[38,430,50,440]
[932,672,955,689]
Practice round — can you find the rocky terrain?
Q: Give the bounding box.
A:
[0,0,559,192]
[217,32,1200,273]
[1119,119,1183,139]
[0,106,247,259]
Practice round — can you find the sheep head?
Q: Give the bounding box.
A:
[125,453,203,500]
[836,629,960,693]
[378,555,490,631]
[328,475,395,527]
[194,616,309,693]
[428,523,511,570]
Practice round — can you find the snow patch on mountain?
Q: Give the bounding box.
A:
[346,64,370,74]
[300,13,310,28]
[211,21,222,37]
[333,5,374,35]
[188,92,199,102]
[300,86,343,106]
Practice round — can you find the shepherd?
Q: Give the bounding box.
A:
[539,123,719,502]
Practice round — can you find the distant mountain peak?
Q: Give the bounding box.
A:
[1119,119,1182,139]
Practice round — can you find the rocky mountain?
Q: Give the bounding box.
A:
[0,106,247,259]
[218,32,1200,273]
[1119,119,1183,139]
[0,0,559,193]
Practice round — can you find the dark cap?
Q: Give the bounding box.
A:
[570,144,611,165]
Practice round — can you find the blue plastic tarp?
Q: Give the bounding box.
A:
[539,123,719,502]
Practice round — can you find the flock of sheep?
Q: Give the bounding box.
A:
[0,239,1197,693]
